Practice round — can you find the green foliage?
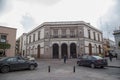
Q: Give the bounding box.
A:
[0,42,11,50]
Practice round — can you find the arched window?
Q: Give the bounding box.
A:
[89,43,92,55]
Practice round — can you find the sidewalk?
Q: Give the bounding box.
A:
[107,57,120,68]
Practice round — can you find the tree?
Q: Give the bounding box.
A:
[0,42,11,56]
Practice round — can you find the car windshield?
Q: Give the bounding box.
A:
[92,56,103,59]
[0,57,8,61]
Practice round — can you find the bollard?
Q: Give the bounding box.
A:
[73,66,75,73]
[48,66,50,73]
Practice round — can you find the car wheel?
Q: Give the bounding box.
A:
[78,62,82,66]
[101,66,104,68]
[29,65,35,70]
[91,64,95,68]
[1,66,9,73]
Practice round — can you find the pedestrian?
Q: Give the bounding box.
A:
[109,52,113,62]
[78,54,80,58]
[115,53,118,60]
[64,55,67,63]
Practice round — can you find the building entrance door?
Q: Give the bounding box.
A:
[70,43,77,58]
[53,44,59,59]
[61,43,68,58]
[37,45,40,58]
[89,43,92,55]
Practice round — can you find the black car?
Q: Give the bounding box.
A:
[77,55,108,68]
[0,56,38,73]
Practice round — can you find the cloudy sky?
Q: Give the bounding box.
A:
[0,0,120,40]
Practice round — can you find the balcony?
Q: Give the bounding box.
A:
[70,35,76,38]
[61,35,67,38]
[53,35,59,38]
[50,34,78,38]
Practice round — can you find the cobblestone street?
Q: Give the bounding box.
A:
[0,58,120,80]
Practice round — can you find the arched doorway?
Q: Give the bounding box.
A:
[99,45,101,54]
[52,44,59,59]
[37,45,40,58]
[89,43,92,55]
[0,50,4,56]
[70,43,77,58]
[61,43,68,58]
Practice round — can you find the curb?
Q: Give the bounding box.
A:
[107,66,120,68]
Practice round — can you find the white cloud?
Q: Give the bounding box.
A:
[20,0,62,6]
[0,0,114,38]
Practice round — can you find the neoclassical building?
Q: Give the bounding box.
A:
[18,21,103,59]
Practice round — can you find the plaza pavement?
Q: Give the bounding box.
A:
[0,58,119,80]
[106,57,120,68]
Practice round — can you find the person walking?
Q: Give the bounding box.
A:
[64,55,67,63]
[109,52,113,62]
[115,53,118,60]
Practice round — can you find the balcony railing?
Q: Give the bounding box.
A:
[49,34,78,38]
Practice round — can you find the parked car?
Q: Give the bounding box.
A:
[0,56,38,73]
[77,55,108,68]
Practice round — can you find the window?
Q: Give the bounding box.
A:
[53,29,58,38]
[88,56,92,60]
[62,29,66,38]
[82,55,88,59]
[98,34,100,41]
[88,30,91,39]
[93,32,96,40]
[70,29,75,38]
[0,35,7,43]
[93,56,103,59]
[7,58,17,62]
[24,41,26,45]
[38,31,40,40]
[29,36,31,43]
[33,34,35,42]
[45,31,49,38]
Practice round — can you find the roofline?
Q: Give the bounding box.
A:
[27,21,102,35]
[0,26,17,30]
[16,33,27,40]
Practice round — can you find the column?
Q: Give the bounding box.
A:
[68,44,70,58]
[59,44,61,59]
[77,45,79,58]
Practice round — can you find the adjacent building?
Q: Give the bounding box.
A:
[17,21,103,59]
[103,38,115,56]
[16,33,27,56]
[0,26,17,57]
[113,29,120,55]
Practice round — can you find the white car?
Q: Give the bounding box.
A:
[26,56,35,61]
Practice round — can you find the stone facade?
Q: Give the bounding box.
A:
[18,21,103,59]
[0,26,17,57]
[16,33,27,56]
[113,29,120,55]
[103,38,115,56]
